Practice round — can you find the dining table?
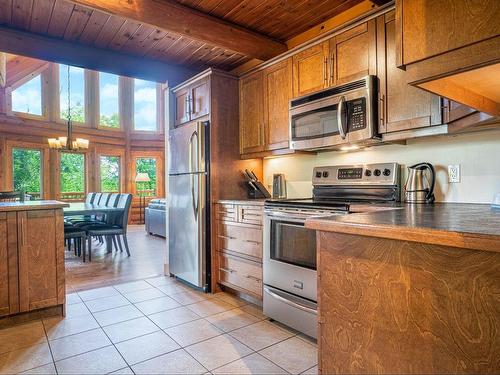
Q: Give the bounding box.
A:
[64,202,124,253]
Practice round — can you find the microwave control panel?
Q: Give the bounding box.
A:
[347,98,366,131]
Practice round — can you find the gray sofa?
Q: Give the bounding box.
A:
[145,199,167,237]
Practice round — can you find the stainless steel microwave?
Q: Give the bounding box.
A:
[289,75,380,151]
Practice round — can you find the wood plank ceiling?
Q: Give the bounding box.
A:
[0,0,367,72]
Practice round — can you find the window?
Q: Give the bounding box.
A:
[12,148,42,199]
[60,152,85,199]
[133,78,157,131]
[100,156,120,192]
[135,158,157,196]
[99,72,120,128]
[12,75,43,116]
[59,64,85,123]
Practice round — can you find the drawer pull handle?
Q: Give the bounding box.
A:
[219,235,237,240]
[220,267,235,274]
[245,275,261,283]
[244,240,261,244]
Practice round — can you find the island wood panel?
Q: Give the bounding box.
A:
[263,58,292,151]
[329,20,377,85]
[376,11,442,133]
[292,42,329,98]
[239,71,265,154]
[17,209,65,312]
[0,212,19,317]
[317,231,500,374]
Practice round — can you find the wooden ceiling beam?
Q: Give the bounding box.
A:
[67,0,287,60]
[0,26,195,85]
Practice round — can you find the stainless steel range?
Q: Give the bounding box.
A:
[263,163,401,338]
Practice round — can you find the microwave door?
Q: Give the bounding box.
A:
[290,103,348,150]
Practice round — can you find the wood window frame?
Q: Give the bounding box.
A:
[54,63,91,128]
[4,140,50,199]
[95,147,126,193]
[56,150,89,201]
[8,64,51,122]
[130,150,164,198]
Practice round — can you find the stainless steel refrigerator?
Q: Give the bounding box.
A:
[168,121,210,290]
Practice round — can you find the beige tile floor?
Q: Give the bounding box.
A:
[0,276,318,374]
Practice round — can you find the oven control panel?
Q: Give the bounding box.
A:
[312,163,400,185]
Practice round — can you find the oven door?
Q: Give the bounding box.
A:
[263,210,317,301]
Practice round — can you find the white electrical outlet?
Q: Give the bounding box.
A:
[448,165,461,183]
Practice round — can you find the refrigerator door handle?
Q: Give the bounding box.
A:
[190,174,197,220]
[189,130,199,173]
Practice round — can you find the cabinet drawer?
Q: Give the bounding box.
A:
[238,205,263,225]
[217,204,237,222]
[219,253,262,297]
[218,222,262,259]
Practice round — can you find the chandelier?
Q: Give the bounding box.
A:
[48,65,89,151]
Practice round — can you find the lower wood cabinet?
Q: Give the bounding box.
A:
[0,208,65,318]
[215,202,263,300]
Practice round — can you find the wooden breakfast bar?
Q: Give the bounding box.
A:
[306,203,500,374]
[0,200,68,325]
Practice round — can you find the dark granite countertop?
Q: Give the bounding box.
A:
[306,203,500,253]
[0,200,69,212]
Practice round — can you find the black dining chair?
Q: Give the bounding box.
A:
[64,226,87,261]
[84,193,132,261]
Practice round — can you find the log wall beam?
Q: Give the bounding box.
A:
[69,0,287,60]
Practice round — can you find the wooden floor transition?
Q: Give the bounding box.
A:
[65,225,167,292]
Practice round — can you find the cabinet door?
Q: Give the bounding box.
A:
[292,42,329,97]
[263,58,292,151]
[330,20,377,86]
[18,209,65,312]
[377,12,442,133]
[0,212,18,317]
[239,71,265,155]
[174,87,191,126]
[190,78,209,120]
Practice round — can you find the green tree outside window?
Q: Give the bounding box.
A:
[60,152,85,194]
[12,148,42,199]
[136,158,157,197]
[100,156,120,192]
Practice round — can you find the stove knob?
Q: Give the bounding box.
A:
[374,169,381,176]
[315,171,322,178]
[383,168,391,176]
[365,169,372,177]
[322,171,329,178]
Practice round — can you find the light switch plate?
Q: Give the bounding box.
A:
[448,165,460,183]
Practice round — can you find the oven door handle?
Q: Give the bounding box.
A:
[264,286,317,315]
[337,95,347,140]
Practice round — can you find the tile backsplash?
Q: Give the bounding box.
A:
[264,129,500,203]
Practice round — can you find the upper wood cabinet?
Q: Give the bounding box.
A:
[263,58,293,151]
[239,71,265,155]
[0,212,18,317]
[377,11,442,133]
[396,0,500,116]
[173,77,210,126]
[18,209,65,312]
[292,42,329,97]
[330,20,377,85]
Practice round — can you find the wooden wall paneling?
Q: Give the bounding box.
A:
[11,0,33,30]
[63,4,92,42]
[46,0,75,38]
[317,231,500,374]
[0,137,6,190]
[29,0,56,34]
[263,58,292,151]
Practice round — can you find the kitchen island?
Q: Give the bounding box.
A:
[0,200,68,325]
[306,203,500,374]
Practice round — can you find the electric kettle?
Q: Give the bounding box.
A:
[404,162,435,203]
